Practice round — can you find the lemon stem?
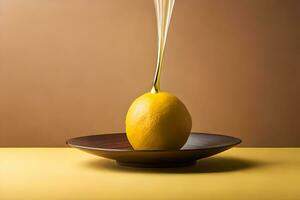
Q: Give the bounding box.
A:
[151,0,175,94]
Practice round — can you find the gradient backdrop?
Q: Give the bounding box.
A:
[0,0,299,147]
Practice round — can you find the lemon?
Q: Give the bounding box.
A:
[125,92,192,150]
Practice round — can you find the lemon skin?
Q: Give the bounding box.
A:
[125,92,192,150]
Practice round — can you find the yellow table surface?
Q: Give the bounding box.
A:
[1,148,299,200]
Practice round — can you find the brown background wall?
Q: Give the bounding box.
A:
[0,0,299,147]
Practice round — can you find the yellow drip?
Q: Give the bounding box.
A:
[151,0,175,94]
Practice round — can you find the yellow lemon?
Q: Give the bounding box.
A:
[125,92,192,150]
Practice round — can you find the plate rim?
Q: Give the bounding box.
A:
[66,132,242,153]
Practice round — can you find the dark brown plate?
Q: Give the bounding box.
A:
[67,132,241,168]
